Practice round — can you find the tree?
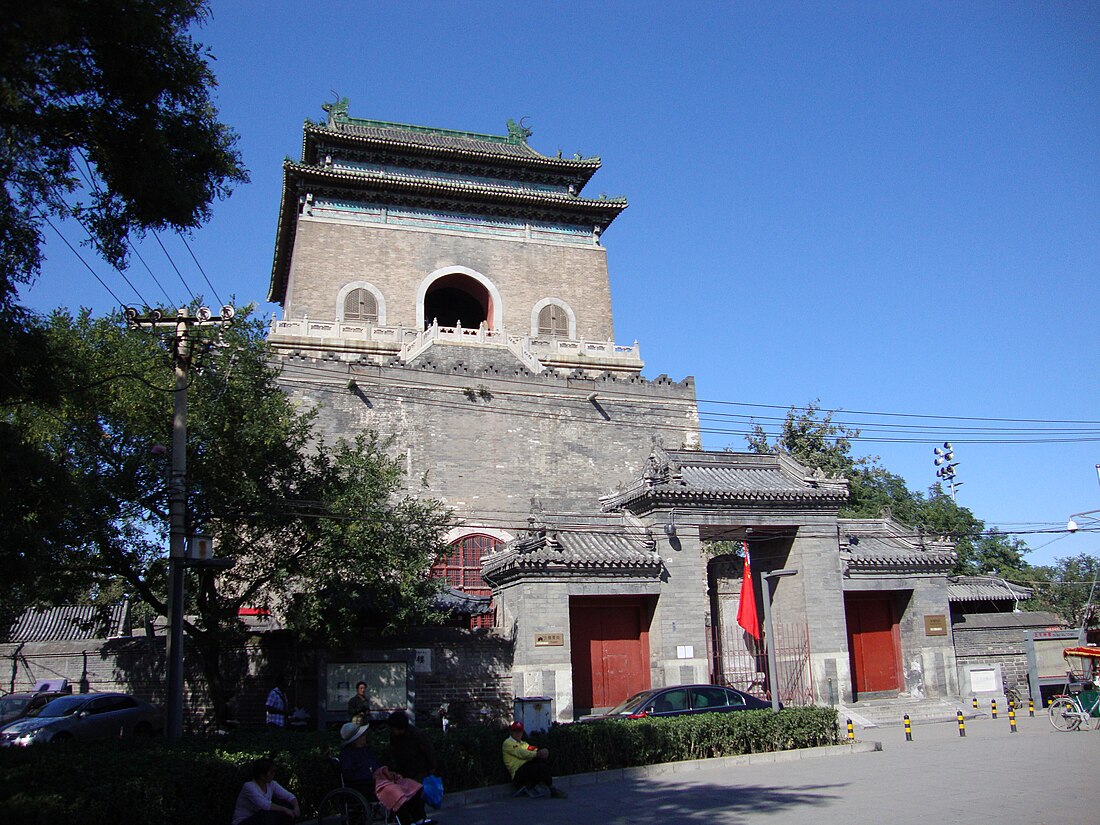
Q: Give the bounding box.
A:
[2,308,452,723]
[1027,554,1100,629]
[746,402,1030,575]
[0,0,246,313]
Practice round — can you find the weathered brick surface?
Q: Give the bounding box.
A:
[277,346,699,516]
[285,220,616,340]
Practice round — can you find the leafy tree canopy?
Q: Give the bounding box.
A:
[745,402,1029,575]
[0,0,246,314]
[2,308,452,717]
[1026,554,1100,630]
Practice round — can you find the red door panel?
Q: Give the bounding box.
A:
[570,598,651,711]
[846,595,900,696]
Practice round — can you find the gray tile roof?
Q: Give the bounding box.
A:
[839,518,957,573]
[483,525,661,579]
[7,603,131,642]
[332,121,544,159]
[948,576,1033,602]
[601,448,849,510]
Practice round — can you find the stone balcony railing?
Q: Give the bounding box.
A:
[268,316,643,374]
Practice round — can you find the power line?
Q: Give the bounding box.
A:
[152,231,197,304]
[272,360,1100,445]
[178,233,224,308]
[39,213,127,307]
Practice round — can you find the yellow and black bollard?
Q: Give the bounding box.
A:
[971,696,978,710]
[957,710,966,737]
[1029,698,1035,717]
[846,718,855,742]
[991,698,998,719]
[904,714,912,741]
[1009,706,1017,733]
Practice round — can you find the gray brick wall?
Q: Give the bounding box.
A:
[285,220,616,340]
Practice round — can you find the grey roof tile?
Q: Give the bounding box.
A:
[7,604,130,642]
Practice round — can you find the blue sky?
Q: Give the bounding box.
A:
[23,1,1100,568]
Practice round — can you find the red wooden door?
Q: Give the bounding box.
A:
[845,594,900,696]
[570,598,650,711]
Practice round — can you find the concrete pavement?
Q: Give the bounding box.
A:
[436,712,1099,825]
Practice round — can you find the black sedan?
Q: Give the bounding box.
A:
[579,684,773,722]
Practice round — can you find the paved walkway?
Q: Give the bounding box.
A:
[437,713,1099,825]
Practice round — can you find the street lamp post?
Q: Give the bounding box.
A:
[761,568,798,713]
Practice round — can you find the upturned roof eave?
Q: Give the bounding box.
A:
[602,485,849,513]
[283,162,627,212]
[302,123,602,181]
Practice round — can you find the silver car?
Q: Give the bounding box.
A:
[0,692,163,746]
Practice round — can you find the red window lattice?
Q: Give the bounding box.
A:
[431,534,499,629]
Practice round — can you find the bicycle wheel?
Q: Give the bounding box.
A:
[317,787,371,825]
[1049,697,1083,732]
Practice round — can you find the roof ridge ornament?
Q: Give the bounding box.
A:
[321,95,350,127]
[506,117,534,143]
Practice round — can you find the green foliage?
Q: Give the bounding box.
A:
[0,0,246,311]
[1025,553,1100,628]
[0,709,840,824]
[0,308,452,719]
[746,402,1030,575]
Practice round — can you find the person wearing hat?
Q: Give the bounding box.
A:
[502,721,567,798]
[339,721,435,825]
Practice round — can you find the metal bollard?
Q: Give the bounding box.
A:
[1029,698,1035,717]
[904,714,912,741]
[1009,707,1017,733]
[971,696,978,710]
[846,718,855,742]
[957,710,966,737]
[991,699,998,719]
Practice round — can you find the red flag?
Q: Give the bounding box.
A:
[736,542,761,640]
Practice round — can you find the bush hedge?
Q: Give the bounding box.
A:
[0,706,838,824]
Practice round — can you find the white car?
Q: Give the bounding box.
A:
[0,692,163,746]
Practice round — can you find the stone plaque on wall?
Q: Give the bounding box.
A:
[534,632,564,646]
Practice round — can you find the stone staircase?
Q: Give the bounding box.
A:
[839,695,995,728]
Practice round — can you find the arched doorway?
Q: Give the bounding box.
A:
[423,272,493,330]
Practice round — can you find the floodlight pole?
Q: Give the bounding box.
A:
[761,569,798,713]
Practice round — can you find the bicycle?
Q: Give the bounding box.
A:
[1049,646,1100,732]
[1048,690,1100,731]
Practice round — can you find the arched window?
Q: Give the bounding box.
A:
[531,298,576,338]
[343,288,378,322]
[537,304,569,337]
[336,281,386,324]
[431,533,501,629]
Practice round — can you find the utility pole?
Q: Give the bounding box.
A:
[125,305,235,741]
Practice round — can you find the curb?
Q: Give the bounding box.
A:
[439,742,883,809]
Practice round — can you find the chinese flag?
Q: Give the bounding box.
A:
[736,543,761,640]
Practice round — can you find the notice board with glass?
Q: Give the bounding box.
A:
[326,660,409,716]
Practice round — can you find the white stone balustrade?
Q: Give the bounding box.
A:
[269,316,643,373]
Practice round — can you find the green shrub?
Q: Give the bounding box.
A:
[0,707,838,824]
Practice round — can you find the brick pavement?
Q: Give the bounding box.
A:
[434,713,1099,825]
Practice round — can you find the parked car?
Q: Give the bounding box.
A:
[0,690,71,727]
[0,692,163,746]
[579,684,774,722]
